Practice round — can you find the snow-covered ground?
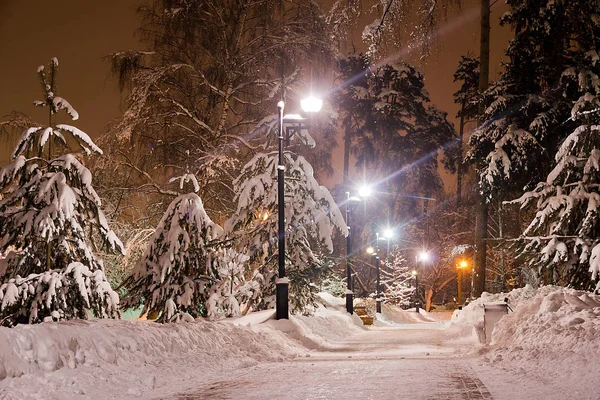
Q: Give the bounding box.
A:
[1,287,599,399]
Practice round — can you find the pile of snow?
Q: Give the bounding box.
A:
[0,295,363,399]
[452,285,600,397]
[0,317,304,399]
[375,303,448,326]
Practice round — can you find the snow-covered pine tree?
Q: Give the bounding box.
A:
[468,0,600,202]
[123,173,225,322]
[336,55,456,221]
[512,91,600,291]
[225,152,347,313]
[380,249,414,307]
[0,58,124,326]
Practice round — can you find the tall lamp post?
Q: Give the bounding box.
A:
[366,245,382,314]
[276,97,322,320]
[456,259,469,305]
[344,187,371,314]
[345,193,362,314]
[411,269,419,313]
[414,250,431,314]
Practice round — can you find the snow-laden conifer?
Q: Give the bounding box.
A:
[225,152,347,313]
[123,173,224,322]
[468,0,600,201]
[380,250,414,307]
[512,92,600,291]
[0,58,124,326]
[336,55,456,219]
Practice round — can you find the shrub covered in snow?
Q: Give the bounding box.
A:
[123,192,223,322]
[0,58,123,326]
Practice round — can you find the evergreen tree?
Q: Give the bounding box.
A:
[336,55,456,221]
[0,58,124,326]
[381,249,414,307]
[468,0,600,200]
[123,173,224,322]
[512,93,600,291]
[225,152,347,313]
[467,0,600,290]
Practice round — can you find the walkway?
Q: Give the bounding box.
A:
[165,321,566,400]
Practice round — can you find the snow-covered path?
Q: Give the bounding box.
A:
[164,323,567,400]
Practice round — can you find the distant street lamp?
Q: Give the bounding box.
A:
[344,187,372,314]
[456,259,469,305]
[411,269,419,313]
[345,193,362,314]
[366,243,382,314]
[413,250,431,314]
[276,97,322,320]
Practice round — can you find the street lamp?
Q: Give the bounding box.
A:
[366,242,382,314]
[456,259,469,305]
[276,97,322,320]
[414,250,431,313]
[345,193,362,314]
[344,186,372,314]
[411,269,419,313]
[358,185,372,198]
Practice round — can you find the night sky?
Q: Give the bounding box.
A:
[0,0,512,188]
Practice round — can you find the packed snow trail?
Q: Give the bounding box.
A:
[165,323,566,400]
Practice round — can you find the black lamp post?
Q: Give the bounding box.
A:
[412,269,419,313]
[275,97,322,320]
[275,101,288,320]
[375,254,381,313]
[345,192,354,314]
[375,232,382,313]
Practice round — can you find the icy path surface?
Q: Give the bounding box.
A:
[164,324,568,400]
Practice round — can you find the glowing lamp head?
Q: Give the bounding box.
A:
[458,259,468,269]
[383,228,394,239]
[358,185,372,198]
[300,96,323,113]
[411,270,418,276]
[366,246,375,255]
[417,251,431,263]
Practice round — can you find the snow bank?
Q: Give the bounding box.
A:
[452,285,600,399]
[0,294,364,399]
[0,318,304,399]
[375,303,448,326]
[483,286,600,397]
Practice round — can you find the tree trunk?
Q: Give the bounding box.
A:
[425,287,434,312]
[473,0,490,298]
[343,129,350,188]
[457,100,466,206]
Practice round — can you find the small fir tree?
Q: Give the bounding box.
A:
[381,249,415,307]
[0,58,124,326]
[123,173,224,322]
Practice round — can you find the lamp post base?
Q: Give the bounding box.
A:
[345,293,354,314]
[276,282,289,320]
[376,299,382,314]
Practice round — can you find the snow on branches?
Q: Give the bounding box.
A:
[511,97,600,291]
[225,152,347,312]
[123,193,223,322]
[0,263,119,327]
[0,59,124,326]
